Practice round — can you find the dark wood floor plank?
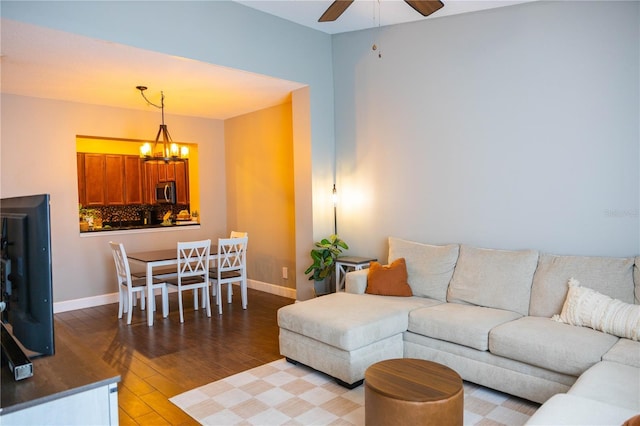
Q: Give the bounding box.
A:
[54,287,294,424]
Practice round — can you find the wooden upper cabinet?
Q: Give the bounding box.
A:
[77,152,190,207]
[105,155,125,205]
[142,160,189,205]
[144,162,159,204]
[124,156,143,204]
[83,153,106,206]
[165,163,176,182]
[153,162,175,183]
[174,161,189,204]
[77,153,86,207]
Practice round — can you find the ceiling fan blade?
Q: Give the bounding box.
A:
[404,0,444,17]
[319,0,355,22]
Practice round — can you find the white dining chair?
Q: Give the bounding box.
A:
[213,231,248,300]
[109,241,167,325]
[209,236,248,314]
[165,239,212,323]
[230,231,248,239]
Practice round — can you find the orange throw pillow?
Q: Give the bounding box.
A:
[366,258,413,297]
[623,415,640,426]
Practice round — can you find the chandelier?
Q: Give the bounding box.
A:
[136,85,188,162]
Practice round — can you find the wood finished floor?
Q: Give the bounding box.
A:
[55,288,294,425]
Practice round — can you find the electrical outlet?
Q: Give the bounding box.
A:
[282,267,288,279]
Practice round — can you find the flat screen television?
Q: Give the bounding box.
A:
[0,194,55,363]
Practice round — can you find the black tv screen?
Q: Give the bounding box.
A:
[0,194,54,356]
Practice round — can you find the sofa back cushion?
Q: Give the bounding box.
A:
[388,237,459,301]
[529,253,635,318]
[447,245,538,316]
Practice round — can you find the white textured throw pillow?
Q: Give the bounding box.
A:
[552,278,640,341]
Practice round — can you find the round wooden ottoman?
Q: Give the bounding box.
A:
[364,358,463,426]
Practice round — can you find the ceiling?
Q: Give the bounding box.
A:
[0,19,305,120]
[236,0,535,35]
[0,1,533,121]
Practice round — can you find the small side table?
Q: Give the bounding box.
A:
[335,256,377,292]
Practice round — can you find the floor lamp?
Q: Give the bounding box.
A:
[332,184,338,235]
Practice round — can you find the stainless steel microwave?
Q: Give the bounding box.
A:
[155,181,176,204]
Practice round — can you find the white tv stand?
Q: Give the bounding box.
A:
[0,320,120,425]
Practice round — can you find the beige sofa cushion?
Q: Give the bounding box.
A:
[447,245,538,316]
[603,339,640,368]
[277,293,439,351]
[388,237,459,301]
[345,268,369,294]
[529,253,635,318]
[408,303,521,351]
[524,394,639,426]
[568,361,640,411]
[489,316,619,376]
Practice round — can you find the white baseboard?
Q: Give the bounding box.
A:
[53,280,296,313]
[246,279,296,299]
[54,293,120,313]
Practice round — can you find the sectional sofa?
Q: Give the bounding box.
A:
[278,237,640,424]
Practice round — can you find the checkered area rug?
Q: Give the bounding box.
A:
[170,358,539,425]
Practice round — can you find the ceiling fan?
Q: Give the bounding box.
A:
[319,0,444,22]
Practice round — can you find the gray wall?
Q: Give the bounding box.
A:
[333,1,639,259]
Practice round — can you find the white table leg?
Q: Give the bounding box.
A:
[147,263,154,326]
[335,263,349,292]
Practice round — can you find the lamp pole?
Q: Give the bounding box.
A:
[332,184,337,235]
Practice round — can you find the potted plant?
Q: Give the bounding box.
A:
[304,234,349,296]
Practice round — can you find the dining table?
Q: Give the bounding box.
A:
[127,246,220,326]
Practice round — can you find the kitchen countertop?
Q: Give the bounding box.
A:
[81,221,199,233]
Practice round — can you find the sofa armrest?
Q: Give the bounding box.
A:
[345,269,369,294]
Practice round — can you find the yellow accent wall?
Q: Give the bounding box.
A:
[224,102,296,289]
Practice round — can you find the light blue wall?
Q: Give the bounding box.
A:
[333,1,639,259]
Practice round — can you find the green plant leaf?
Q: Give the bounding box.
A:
[304,234,349,282]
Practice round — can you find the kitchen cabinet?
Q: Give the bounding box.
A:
[144,160,189,204]
[83,153,106,206]
[124,156,143,204]
[174,161,189,204]
[143,162,159,204]
[78,153,189,206]
[79,154,125,206]
[105,155,125,205]
[159,162,176,182]
[77,153,86,207]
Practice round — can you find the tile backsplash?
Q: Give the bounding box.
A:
[84,204,190,225]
